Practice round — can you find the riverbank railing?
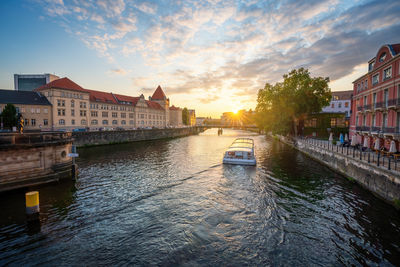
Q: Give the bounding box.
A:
[298,137,400,173]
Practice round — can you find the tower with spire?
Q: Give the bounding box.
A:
[149,85,170,126]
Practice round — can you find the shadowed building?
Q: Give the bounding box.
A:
[0,89,52,131]
[169,105,182,127]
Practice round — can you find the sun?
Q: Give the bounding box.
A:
[233,109,239,114]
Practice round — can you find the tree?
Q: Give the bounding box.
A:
[256,68,331,136]
[182,107,189,125]
[0,103,18,130]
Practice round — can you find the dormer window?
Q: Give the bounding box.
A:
[379,52,386,62]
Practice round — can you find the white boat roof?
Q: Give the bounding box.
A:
[228,138,254,149]
[232,138,254,144]
[226,147,253,152]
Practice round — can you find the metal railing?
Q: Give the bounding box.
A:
[298,137,400,173]
[0,132,73,146]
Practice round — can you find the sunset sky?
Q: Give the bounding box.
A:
[0,0,399,117]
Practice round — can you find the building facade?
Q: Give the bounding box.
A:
[34,77,185,130]
[350,43,400,150]
[14,74,59,91]
[322,90,352,118]
[0,89,52,131]
[169,105,183,126]
[188,109,196,126]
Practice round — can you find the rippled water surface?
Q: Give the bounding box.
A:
[1,129,399,266]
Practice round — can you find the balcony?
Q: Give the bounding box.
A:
[363,104,371,112]
[356,126,362,132]
[387,98,400,109]
[361,126,370,132]
[374,102,385,111]
[357,106,363,112]
[371,126,381,132]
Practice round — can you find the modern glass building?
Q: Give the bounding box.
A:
[14,74,59,91]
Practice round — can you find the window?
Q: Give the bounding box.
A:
[338,103,342,108]
[81,119,87,125]
[356,115,358,126]
[129,120,134,125]
[102,112,108,117]
[44,119,48,126]
[112,112,117,118]
[71,100,75,107]
[372,114,376,127]
[369,61,374,72]
[31,119,36,126]
[379,52,386,62]
[102,120,108,125]
[365,79,368,89]
[364,96,367,106]
[384,89,388,107]
[80,110,87,116]
[129,113,134,118]
[363,115,366,126]
[121,120,126,125]
[80,102,86,108]
[330,118,337,127]
[383,113,387,128]
[36,108,40,113]
[44,108,48,114]
[140,114,144,119]
[384,67,392,80]
[72,119,75,125]
[24,118,29,126]
[31,108,35,113]
[59,119,65,125]
[91,119,98,125]
[373,93,377,107]
[91,111,98,117]
[372,74,379,85]
[121,113,126,118]
[71,109,75,116]
[58,109,65,116]
[345,102,349,108]
[112,120,118,125]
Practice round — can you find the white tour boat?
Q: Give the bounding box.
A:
[223,138,256,166]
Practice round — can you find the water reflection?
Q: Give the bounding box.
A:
[0,128,399,266]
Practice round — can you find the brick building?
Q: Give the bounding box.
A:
[350,43,400,150]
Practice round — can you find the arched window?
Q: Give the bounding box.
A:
[102,120,108,125]
[121,120,126,125]
[91,120,98,125]
[59,119,65,125]
[71,100,75,107]
[112,120,118,125]
[81,119,87,125]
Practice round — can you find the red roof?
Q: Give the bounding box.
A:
[391,44,400,55]
[146,100,164,110]
[151,85,166,100]
[169,105,181,110]
[85,89,117,104]
[113,93,140,106]
[35,77,87,92]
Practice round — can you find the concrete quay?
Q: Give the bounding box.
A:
[0,132,76,192]
[275,135,400,208]
[72,126,206,147]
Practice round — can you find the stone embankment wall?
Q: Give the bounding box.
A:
[72,127,205,147]
[276,135,400,207]
[0,132,75,192]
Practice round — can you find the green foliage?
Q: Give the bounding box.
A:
[0,103,18,129]
[255,68,331,136]
[394,199,400,209]
[182,107,189,125]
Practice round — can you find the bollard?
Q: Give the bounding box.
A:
[25,191,40,222]
[368,152,370,163]
[377,153,380,167]
[360,149,362,160]
[388,158,391,170]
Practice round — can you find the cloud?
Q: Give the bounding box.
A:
[36,0,400,106]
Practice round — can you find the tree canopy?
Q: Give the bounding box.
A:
[255,68,331,135]
[182,107,189,125]
[0,103,18,130]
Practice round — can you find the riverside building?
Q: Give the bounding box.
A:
[34,77,185,130]
[0,89,52,131]
[350,43,400,151]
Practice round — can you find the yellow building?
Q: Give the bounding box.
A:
[0,89,52,131]
[35,77,171,130]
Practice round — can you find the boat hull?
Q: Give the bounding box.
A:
[223,158,256,166]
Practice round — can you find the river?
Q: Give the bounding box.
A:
[0,129,399,266]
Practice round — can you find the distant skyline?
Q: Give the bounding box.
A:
[0,0,399,118]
